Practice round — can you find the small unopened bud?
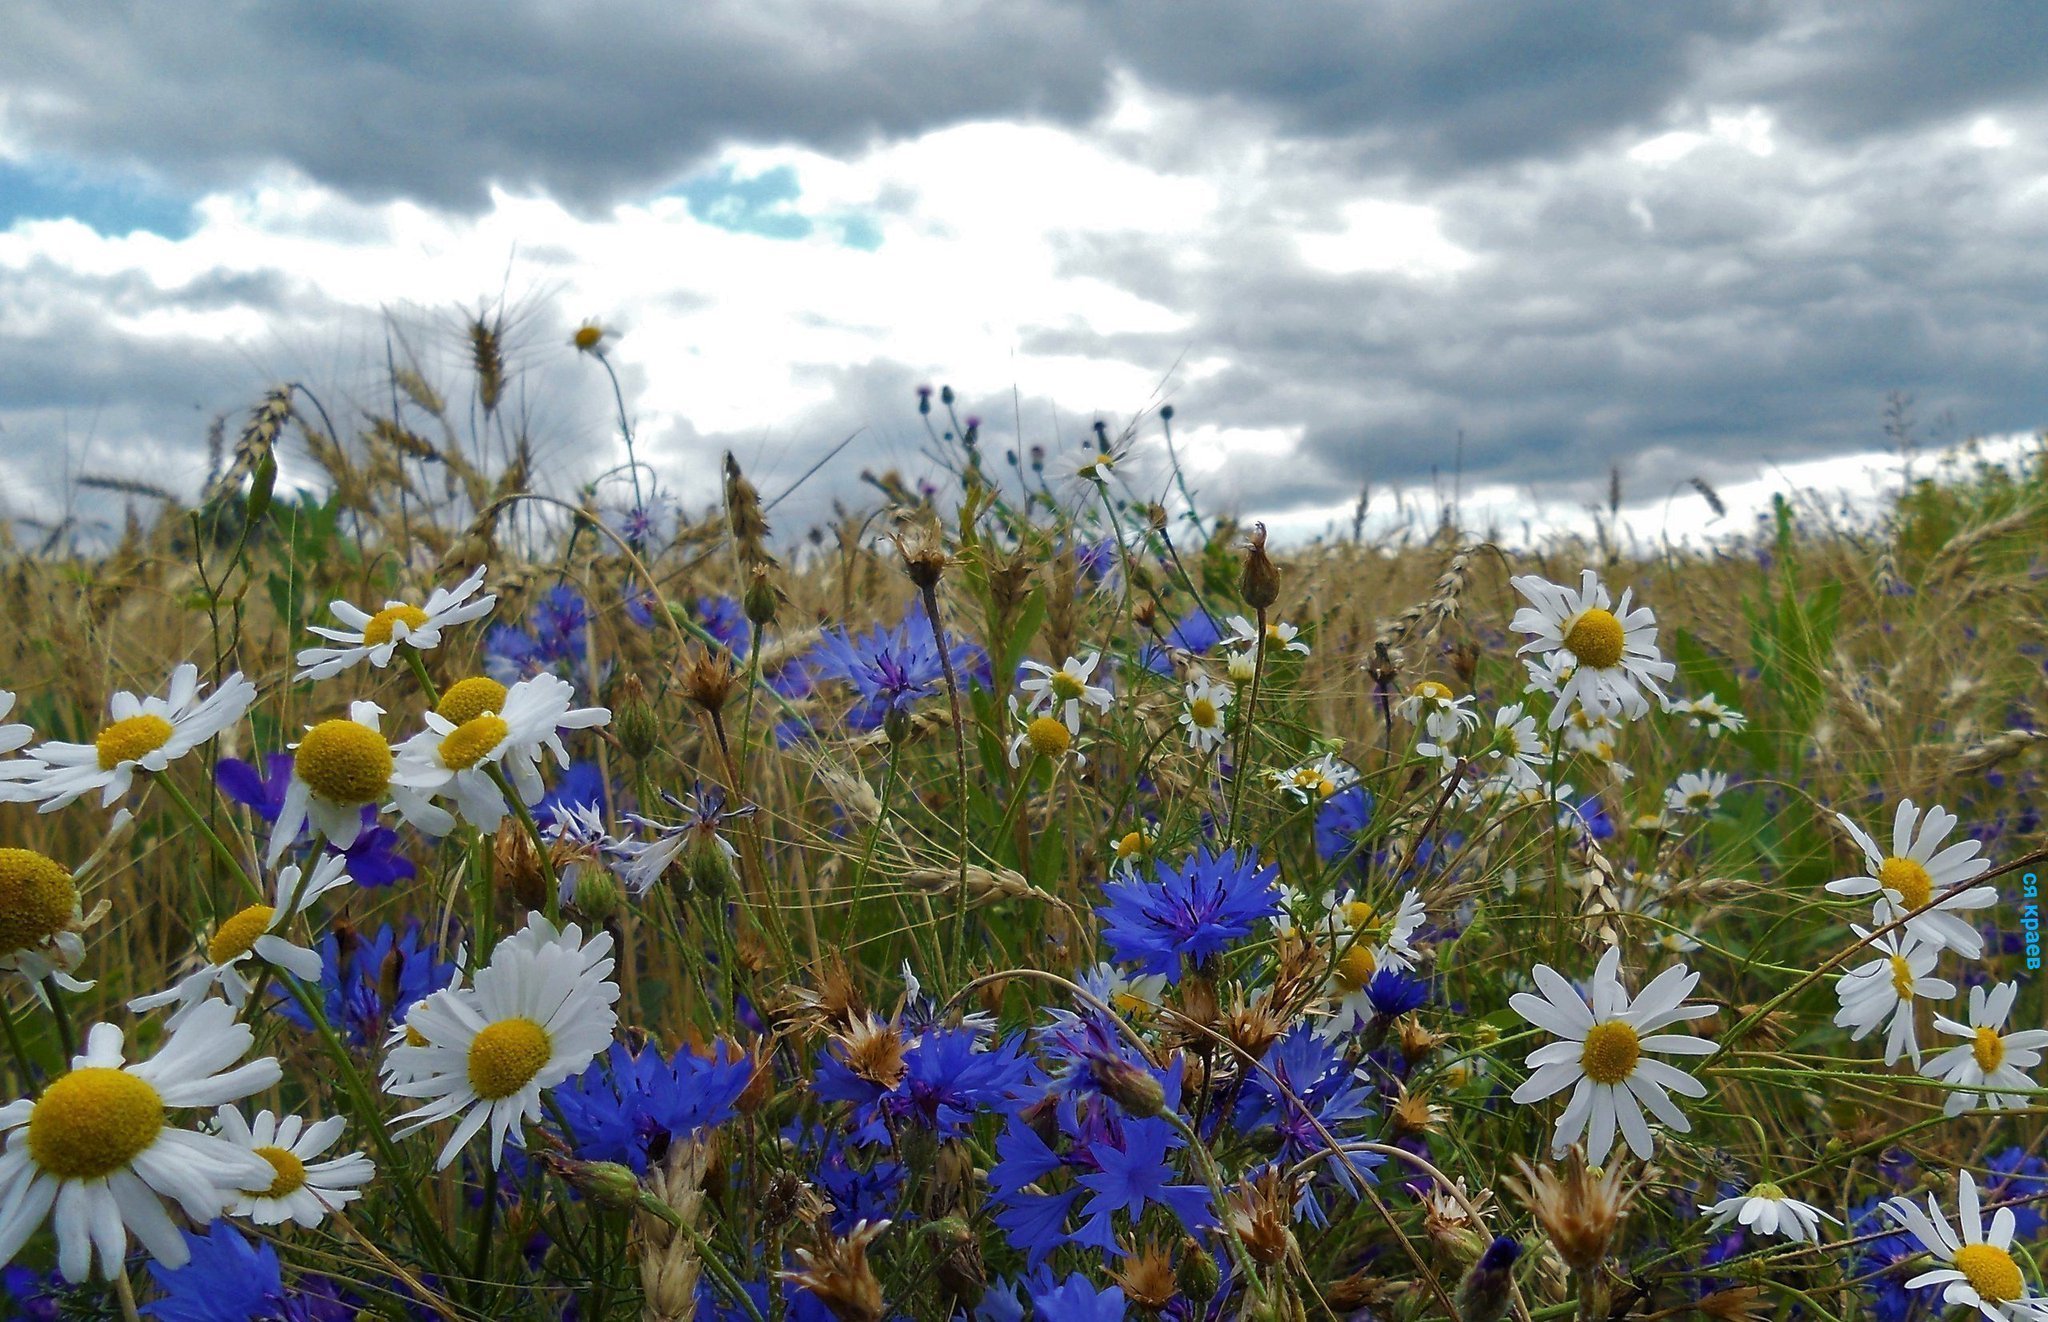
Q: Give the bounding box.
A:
[883,704,913,747]
[560,1158,642,1213]
[686,833,737,899]
[1146,503,1168,532]
[940,384,954,406]
[1159,403,1175,422]
[376,944,403,1013]
[495,820,547,912]
[572,867,624,923]
[1175,1237,1219,1305]
[1454,1236,1521,1322]
[1091,1056,1166,1119]
[744,566,781,626]
[614,672,661,761]
[1240,522,1280,610]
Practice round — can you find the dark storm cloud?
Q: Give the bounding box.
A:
[0,1,1888,212]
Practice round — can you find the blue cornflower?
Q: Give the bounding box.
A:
[145,1220,353,1321]
[486,584,591,685]
[0,1265,61,1321]
[553,1039,757,1173]
[1235,1031,1380,1225]
[817,1025,1034,1143]
[1314,783,1375,865]
[808,607,988,730]
[535,759,607,826]
[1075,1117,1212,1249]
[1985,1146,2048,1241]
[1366,967,1431,1018]
[698,595,752,654]
[1140,607,1223,674]
[276,920,458,1048]
[1847,1195,1942,1322]
[1028,1274,1128,1321]
[216,753,292,822]
[336,818,415,887]
[811,1132,907,1234]
[623,583,658,630]
[1098,847,1280,980]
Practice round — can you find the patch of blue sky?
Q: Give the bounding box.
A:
[671,163,881,250]
[0,157,196,239]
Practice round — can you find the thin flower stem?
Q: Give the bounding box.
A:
[917,581,973,986]
[157,774,264,906]
[0,996,41,1094]
[40,977,73,1062]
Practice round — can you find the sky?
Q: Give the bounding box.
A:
[2,1,2045,548]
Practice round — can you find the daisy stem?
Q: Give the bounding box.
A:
[0,996,40,1095]
[1224,606,1269,849]
[471,1159,501,1304]
[156,773,264,906]
[111,1266,141,1322]
[404,649,442,706]
[840,744,900,946]
[277,972,461,1278]
[735,629,764,798]
[39,977,73,1061]
[915,580,972,988]
[487,765,561,924]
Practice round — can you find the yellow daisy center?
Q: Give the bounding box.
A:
[437,676,509,726]
[1579,1020,1641,1085]
[94,713,174,771]
[1333,943,1377,993]
[27,1069,164,1180]
[1562,608,1626,670]
[208,905,276,965]
[1189,698,1218,728]
[1025,716,1071,759]
[1115,831,1148,860]
[1048,672,1086,701]
[438,714,510,771]
[404,1024,429,1048]
[1342,900,1377,929]
[362,603,430,647]
[1955,1242,2024,1304]
[468,1017,552,1099]
[296,718,394,803]
[1749,1181,1785,1201]
[1112,990,1155,1017]
[249,1144,308,1198]
[1889,955,1917,1001]
[572,323,605,351]
[1878,856,1934,910]
[0,849,77,955]
[1974,1025,2007,1073]
[1412,680,1452,703]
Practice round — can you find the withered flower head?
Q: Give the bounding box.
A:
[1226,1168,1299,1268]
[680,647,740,714]
[785,1218,891,1322]
[494,818,548,911]
[832,1011,910,1092]
[890,523,951,591]
[1507,1145,1643,1276]
[1111,1237,1179,1313]
[1397,1016,1446,1064]
[1389,1083,1447,1137]
[1240,522,1280,610]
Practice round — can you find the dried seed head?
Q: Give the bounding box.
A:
[892,524,951,592]
[833,1013,909,1092]
[1226,1168,1298,1267]
[1240,522,1281,610]
[786,1219,891,1322]
[1111,1237,1178,1313]
[495,819,548,912]
[1507,1146,1642,1276]
[680,648,740,714]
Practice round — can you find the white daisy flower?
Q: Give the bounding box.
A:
[213,1107,375,1227]
[386,914,620,1169]
[1311,888,1428,1035]
[1883,1170,2048,1322]
[1509,946,1715,1163]
[1561,708,1633,781]
[1108,822,1157,878]
[1222,615,1309,658]
[1664,770,1729,817]
[1834,926,1953,1067]
[1922,982,2048,1116]
[1179,676,1231,753]
[391,673,610,832]
[1509,570,1676,729]
[1270,753,1358,805]
[1051,435,1133,500]
[294,564,497,682]
[129,853,353,1029]
[1397,681,1481,743]
[0,999,280,1282]
[1077,962,1170,1021]
[1827,799,1997,959]
[0,848,97,993]
[269,700,451,864]
[1522,650,1575,698]
[0,690,32,755]
[1485,703,1552,790]
[1672,693,1747,738]
[4,664,255,812]
[1007,695,1084,769]
[1703,1182,1837,1243]
[1018,653,1112,735]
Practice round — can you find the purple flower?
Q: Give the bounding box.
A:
[1097,847,1280,980]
